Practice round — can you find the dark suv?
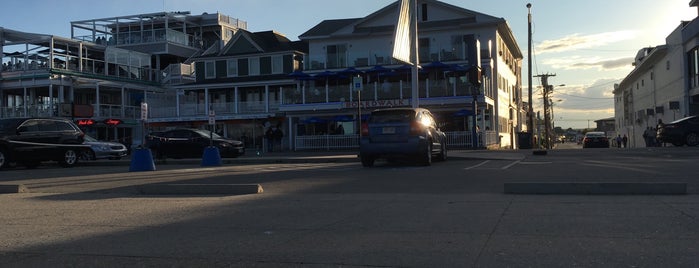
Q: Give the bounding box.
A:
[0,118,88,169]
[359,108,447,167]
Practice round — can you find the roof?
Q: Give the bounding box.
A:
[297,0,521,58]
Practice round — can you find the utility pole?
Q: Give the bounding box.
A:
[526,3,534,147]
[534,73,556,149]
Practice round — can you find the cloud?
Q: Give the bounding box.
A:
[536,31,638,54]
[543,56,634,71]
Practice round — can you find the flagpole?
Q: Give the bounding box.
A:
[411,0,419,108]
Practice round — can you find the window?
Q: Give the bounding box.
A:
[421,3,428,21]
[227,59,238,77]
[249,57,260,76]
[326,44,347,69]
[418,38,430,62]
[272,55,283,74]
[205,61,215,79]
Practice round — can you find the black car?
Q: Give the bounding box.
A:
[657,115,699,146]
[146,128,245,159]
[582,131,610,148]
[359,107,447,167]
[0,118,88,169]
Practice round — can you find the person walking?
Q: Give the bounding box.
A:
[622,134,628,148]
[615,135,622,148]
[273,124,284,151]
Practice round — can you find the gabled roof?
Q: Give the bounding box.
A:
[297,0,521,57]
[217,30,307,56]
[299,18,360,38]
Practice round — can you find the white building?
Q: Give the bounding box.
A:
[614,1,699,147]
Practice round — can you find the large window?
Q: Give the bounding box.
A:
[205,61,215,79]
[689,48,699,88]
[326,44,347,69]
[272,55,283,74]
[227,59,238,77]
[249,57,260,76]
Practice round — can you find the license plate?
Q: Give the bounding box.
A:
[382,127,395,134]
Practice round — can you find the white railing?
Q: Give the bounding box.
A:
[295,135,359,151]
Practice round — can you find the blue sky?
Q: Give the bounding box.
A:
[1,0,695,129]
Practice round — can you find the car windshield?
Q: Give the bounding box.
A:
[369,110,415,123]
[83,135,98,142]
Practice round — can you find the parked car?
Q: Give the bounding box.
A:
[0,118,88,169]
[146,128,245,159]
[582,131,610,148]
[80,135,128,160]
[656,115,699,146]
[359,107,447,167]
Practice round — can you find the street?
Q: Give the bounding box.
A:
[1,146,698,267]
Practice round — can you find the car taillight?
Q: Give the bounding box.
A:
[361,122,369,136]
[410,121,423,135]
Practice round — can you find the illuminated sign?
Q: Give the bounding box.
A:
[104,119,123,126]
[76,119,95,126]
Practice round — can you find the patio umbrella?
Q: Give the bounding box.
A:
[420,61,450,70]
[338,67,362,76]
[333,115,354,122]
[288,70,310,79]
[303,117,328,124]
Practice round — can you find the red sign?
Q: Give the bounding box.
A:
[104,119,122,126]
[76,119,95,126]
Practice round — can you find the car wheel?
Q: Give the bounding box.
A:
[420,143,432,166]
[59,149,79,167]
[360,154,375,167]
[437,143,447,161]
[686,133,699,146]
[0,149,8,169]
[80,150,95,161]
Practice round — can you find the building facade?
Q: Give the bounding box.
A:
[2,0,523,151]
[614,1,699,148]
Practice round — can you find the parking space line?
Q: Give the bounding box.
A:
[464,160,490,170]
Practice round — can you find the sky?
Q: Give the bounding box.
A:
[1,0,696,129]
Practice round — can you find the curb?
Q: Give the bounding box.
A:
[0,184,28,193]
[138,184,263,195]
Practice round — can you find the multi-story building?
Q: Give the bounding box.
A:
[159,0,523,151]
[0,12,247,147]
[2,0,523,151]
[614,1,699,148]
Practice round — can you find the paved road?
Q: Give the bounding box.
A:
[1,147,698,267]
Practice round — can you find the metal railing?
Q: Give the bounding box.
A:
[292,131,499,151]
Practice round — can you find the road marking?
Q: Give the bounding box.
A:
[464,160,490,170]
[501,160,521,170]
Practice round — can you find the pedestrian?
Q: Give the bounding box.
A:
[622,134,628,148]
[615,134,622,148]
[643,127,652,147]
[273,124,284,151]
[265,126,275,152]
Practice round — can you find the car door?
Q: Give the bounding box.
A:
[422,111,443,152]
[164,129,200,158]
[13,119,54,160]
